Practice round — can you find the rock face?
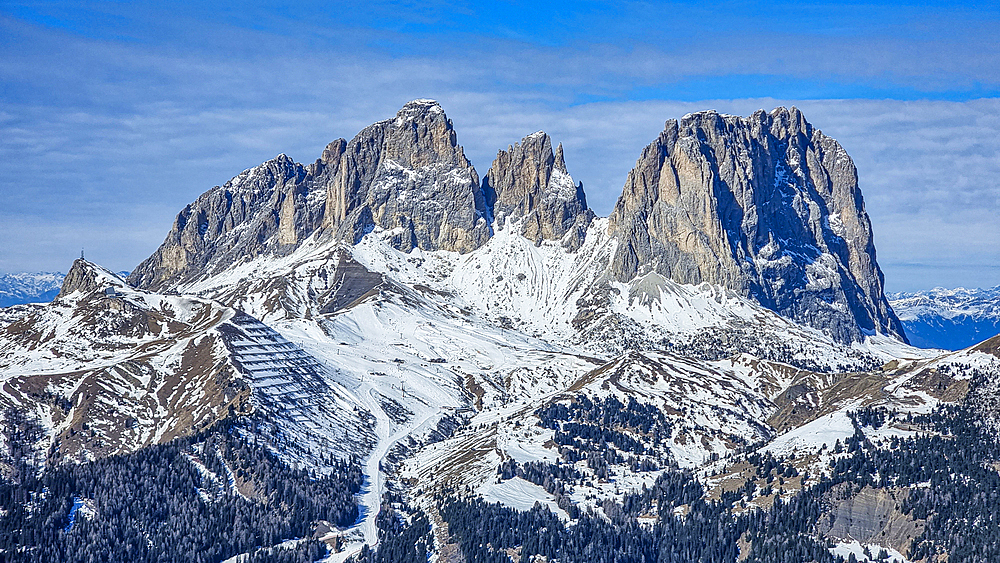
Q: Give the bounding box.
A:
[129,101,903,344]
[319,99,490,253]
[129,154,314,291]
[483,132,593,250]
[607,108,905,343]
[130,100,490,291]
[819,485,924,556]
[58,259,127,299]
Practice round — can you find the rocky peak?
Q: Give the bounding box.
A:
[483,131,593,250]
[607,107,905,344]
[131,101,491,292]
[385,99,465,168]
[129,154,313,291]
[320,99,490,253]
[58,259,126,299]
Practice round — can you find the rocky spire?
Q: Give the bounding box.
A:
[607,107,906,344]
[483,131,593,250]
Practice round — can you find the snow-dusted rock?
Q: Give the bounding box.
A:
[130,100,490,292]
[128,154,314,291]
[483,131,593,250]
[606,108,904,344]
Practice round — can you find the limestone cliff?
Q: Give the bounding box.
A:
[130,100,489,291]
[319,99,490,253]
[128,154,314,291]
[483,132,593,250]
[606,108,905,343]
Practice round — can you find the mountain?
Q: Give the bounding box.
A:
[889,286,1000,350]
[0,271,64,307]
[129,102,900,346]
[128,100,490,292]
[0,259,373,466]
[483,131,594,251]
[606,108,904,345]
[2,101,998,563]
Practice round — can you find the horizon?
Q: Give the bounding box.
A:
[1,1,998,292]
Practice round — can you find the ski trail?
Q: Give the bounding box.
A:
[354,384,441,547]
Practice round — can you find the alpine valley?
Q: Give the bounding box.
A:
[2,101,998,563]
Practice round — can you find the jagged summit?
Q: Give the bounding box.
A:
[393,99,445,121]
[321,98,489,252]
[130,100,490,292]
[606,106,905,343]
[128,102,902,345]
[58,259,127,299]
[128,154,311,291]
[483,131,593,250]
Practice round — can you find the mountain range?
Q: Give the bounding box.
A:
[888,287,1000,350]
[7,269,997,355]
[1,100,998,563]
[0,272,64,308]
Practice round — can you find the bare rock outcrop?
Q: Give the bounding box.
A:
[130,100,490,291]
[819,485,925,556]
[319,99,490,253]
[58,259,127,299]
[607,107,905,343]
[483,131,593,250]
[128,154,314,291]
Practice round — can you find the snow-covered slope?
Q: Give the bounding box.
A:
[889,286,1000,350]
[0,260,372,469]
[348,218,906,373]
[118,219,975,549]
[4,220,980,559]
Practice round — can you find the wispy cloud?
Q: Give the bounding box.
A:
[0,4,997,292]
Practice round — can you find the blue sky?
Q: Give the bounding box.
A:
[1,1,998,291]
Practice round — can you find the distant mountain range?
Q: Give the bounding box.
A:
[0,271,134,308]
[889,286,1000,350]
[0,272,64,307]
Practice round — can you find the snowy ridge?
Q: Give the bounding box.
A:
[352,217,903,371]
[563,350,775,467]
[0,263,376,469]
